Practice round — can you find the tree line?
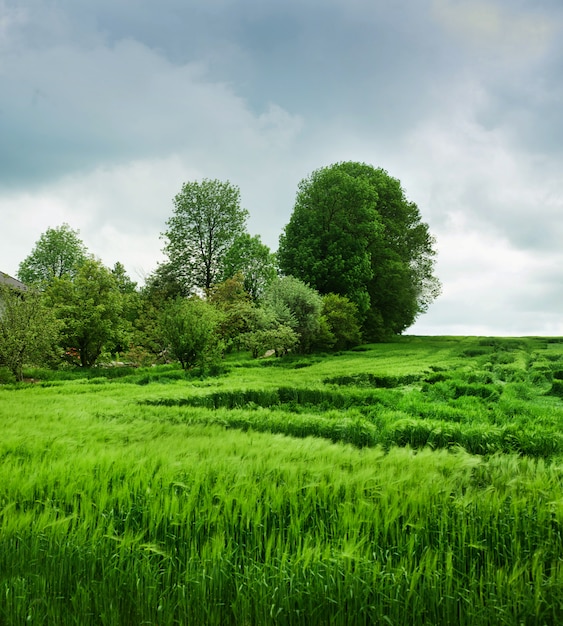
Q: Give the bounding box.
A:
[0,162,440,380]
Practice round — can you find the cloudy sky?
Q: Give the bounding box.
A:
[1,0,562,336]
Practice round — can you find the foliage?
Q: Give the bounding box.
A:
[46,258,125,367]
[163,179,249,293]
[261,276,323,353]
[17,223,88,288]
[142,261,191,302]
[158,297,224,371]
[0,286,60,380]
[220,233,278,300]
[243,324,299,358]
[207,272,251,309]
[320,293,363,350]
[111,262,138,295]
[278,162,441,340]
[125,295,167,365]
[208,274,261,351]
[278,165,379,316]
[109,262,140,354]
[360,163,441,339]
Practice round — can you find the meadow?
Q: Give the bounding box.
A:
[1,336,563,625]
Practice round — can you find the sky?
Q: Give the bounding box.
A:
[1,0,562,336]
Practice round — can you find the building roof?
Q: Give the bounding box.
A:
[0,272,28,292]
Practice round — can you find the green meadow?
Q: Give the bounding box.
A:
[2,336,563,625]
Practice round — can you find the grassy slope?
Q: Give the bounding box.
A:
[1,336,563,624]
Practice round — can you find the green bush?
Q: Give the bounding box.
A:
[261,276,323,353]
[320,293,362,350]
[159,297,224,371]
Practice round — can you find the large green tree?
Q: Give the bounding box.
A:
[278,162,440,340]
[278,165,381,317]
[163,179,249,294]
[47,259,125,367]
[17,223,88,288]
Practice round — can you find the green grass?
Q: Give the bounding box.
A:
[1,336,563,624]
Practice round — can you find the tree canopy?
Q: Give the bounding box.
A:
[277,162,440,340]
[17,223,88,288]
[2,162,441,378]
[163,179,249,294]
[47,259,125,367]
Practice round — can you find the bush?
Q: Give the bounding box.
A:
[319,293,362,350]
[242,325,299,358]
[261,276,322,353]
[159,297,224,371]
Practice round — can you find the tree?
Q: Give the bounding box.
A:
[159,297,223,371]
[47,259,125,367]
[111,262,138,295]
[278,165,381,317]
[163,179,249,294]
[220,234,278,300]
[0,286,60,380]
[110,262,140,355]
[17,223,88,288]
[261,276,323,353]
[277,162,440,340]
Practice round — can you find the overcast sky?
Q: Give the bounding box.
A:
[1,0,562,336]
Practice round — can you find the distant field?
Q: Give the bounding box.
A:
[1,336,563,624]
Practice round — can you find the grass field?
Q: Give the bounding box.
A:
[1,336,563,624]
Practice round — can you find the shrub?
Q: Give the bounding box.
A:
[242,325,299,358]
[158,297,224,371]
[319,293,362,350]
[261,276,322,353]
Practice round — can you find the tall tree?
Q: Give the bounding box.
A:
[0,286,60,380]
[278,162,441,340]
[109,262,140,355]
[111,262,138,295]
[17,223,88,288]
[278,166,381,317]
[47,259,125,367]
[163,179,249,294]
